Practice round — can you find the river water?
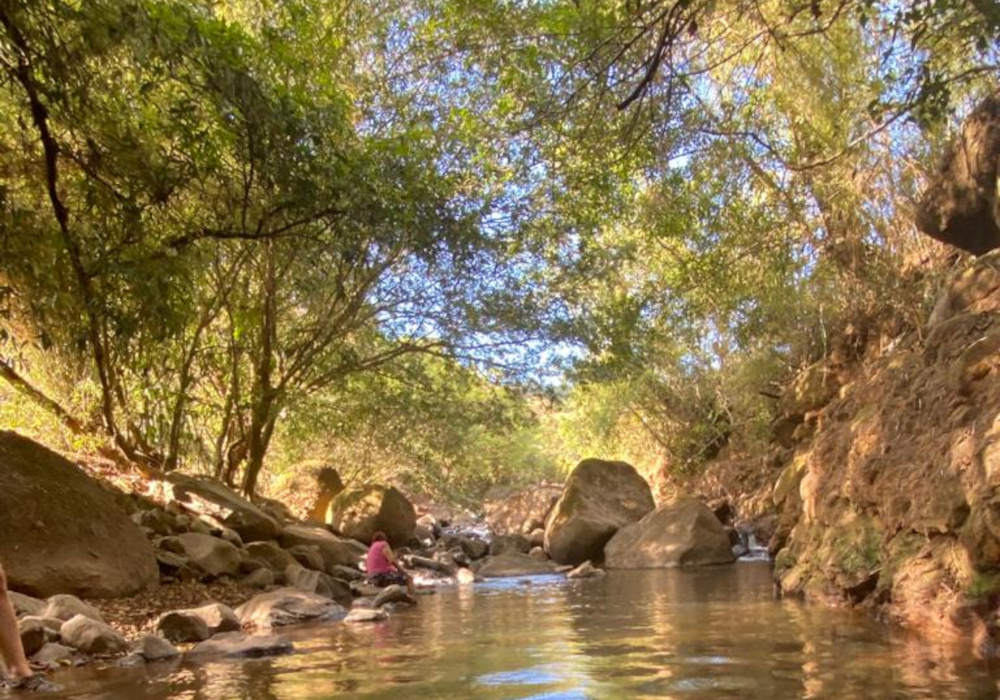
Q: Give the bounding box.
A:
[38,562,1000,699]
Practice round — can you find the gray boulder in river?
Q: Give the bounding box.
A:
[604,498,736,569]
[543,459,655,566]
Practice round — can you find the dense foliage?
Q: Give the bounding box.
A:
[1,0,997,501]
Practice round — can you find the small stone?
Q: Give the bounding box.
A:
[41,595,104,623]
[245,542,298,572]
[31,642,74,669]
[158,536,187,554]
[345,608,388,623]
[187,632,293,659]
[8,592,45,618]
[567,560,605,579]
[283,564,321,593]
[175,533,242,578]
[241,568,275,589]
[373,585,416,608]
[190,519,213,535]
[327,565,363,582]
[18,617,56,656]
[135,634,180,661]
[287,545,326,572]
[456,568,476,585]
[186,603,241,635]
[155,611,211,644]
[60,615,127,655]
[219,528,243,547]
[528,546,548,561]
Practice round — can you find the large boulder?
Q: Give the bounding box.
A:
[163,473,279,542]
[484,484,562,536]
[917,92,1000,255]
[543,459,655,566]
[326,485,416,547]
[0,431,158,598]
[272,462,345,524]
[476,552,559,578]
[604,498,736,569]
[279,525,366,571]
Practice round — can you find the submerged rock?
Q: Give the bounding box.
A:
[566,561,605,579]
[373,585,416,607]
[604,498,735,569]
[544,459,655,565]
[345,608,388,623]
[187,632,293,659]
[236,588,347,630]
[476,552,559,578]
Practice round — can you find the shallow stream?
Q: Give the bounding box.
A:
[37,562,1000,699]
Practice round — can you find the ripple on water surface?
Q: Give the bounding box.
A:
[28,563,1000,700]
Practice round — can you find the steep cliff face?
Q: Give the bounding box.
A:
[771,252,1000,657]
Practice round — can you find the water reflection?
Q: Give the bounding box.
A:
[27,563,1000,700]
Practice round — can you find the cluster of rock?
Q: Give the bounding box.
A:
[538,458,737,569]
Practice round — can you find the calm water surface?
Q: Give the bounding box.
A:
[35,563,1000,699]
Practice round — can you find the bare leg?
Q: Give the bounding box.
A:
[0,564,32,681]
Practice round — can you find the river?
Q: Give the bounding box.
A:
[38,562,999,699]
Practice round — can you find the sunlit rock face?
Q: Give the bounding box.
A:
[604,498,735,569]
[543,459,655,566]
[770,251,1000,657]
[917,92,1000,255]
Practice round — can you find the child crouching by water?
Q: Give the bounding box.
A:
[366,532,414,595]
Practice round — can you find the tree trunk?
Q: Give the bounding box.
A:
[242,240,278,498]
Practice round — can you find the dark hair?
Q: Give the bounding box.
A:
[371,531,387,543]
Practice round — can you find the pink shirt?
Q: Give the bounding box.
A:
[366,541,394,575]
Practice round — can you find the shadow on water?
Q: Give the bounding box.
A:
[28,563,1000,700]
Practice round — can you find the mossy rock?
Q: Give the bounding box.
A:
[772,453,808,507]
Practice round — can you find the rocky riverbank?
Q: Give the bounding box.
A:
[1,431,748,686]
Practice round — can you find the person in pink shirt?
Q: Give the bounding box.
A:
[366,532,413,594]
